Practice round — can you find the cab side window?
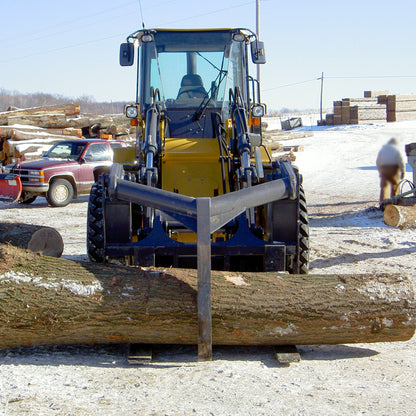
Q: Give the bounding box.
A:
[85,143,110,162]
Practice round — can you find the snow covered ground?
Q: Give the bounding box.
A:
[0,117,416,415]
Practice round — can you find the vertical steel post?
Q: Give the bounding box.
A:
[256,0,261,85]
[197,197,212,360]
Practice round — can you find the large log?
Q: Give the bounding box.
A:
[0,224,64,257]
[0,245,414,349]
[7,114,69,128]
[9,129,80,142]
[384,204,416,229]
[0,103,80,125]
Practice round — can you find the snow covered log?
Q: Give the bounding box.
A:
[7,114,68,129]
[9,129,81,142]
[384,204,416,229]
[0,245,414,350]
[0,224,64,257]
[0,103,80,125]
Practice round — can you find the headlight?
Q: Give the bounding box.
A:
[251,104,265,118]
[28,170,44,182]
[126,105,138,118]
[141,33,154,43]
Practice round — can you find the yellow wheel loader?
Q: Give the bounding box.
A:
[87,28,309,275]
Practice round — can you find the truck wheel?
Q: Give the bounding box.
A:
[20,192,37,204]
[46,178,74,207]
[87,182,105,262]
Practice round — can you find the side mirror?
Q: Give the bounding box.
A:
[251,40,266,64]
[120,43,134,66]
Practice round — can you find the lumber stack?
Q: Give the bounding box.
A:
[0,103,135,165]
[378,94,416,122]
[327,91,416,125]
[331,96,386,125]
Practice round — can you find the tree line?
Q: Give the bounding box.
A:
[0,89,128,114]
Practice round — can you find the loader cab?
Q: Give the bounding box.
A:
[121,28,265,139]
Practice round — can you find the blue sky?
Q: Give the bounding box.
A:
[1,0,415,111]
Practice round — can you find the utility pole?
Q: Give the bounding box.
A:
[319,72,324,124]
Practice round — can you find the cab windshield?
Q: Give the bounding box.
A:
[46,142,86,160]
[140,30,247,115]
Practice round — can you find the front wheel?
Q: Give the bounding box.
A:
[270,184,309,274]
[20,192,37,204]
[87,181,105,262]
[46,178,74,207]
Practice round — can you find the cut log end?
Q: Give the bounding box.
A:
[0,223,64,257]
[28,228,64,257]
[384,204,416,229]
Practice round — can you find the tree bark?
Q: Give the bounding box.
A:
[384,204,416,229]
[0,103,80,125]
[7,114,68,128]
[0,245,414,349]
[0,224,63,257]
[9,129,80,142]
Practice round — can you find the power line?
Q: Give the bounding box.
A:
[326,75,416,79]
[263,78,317,91]
[156,1,253,26]
[264,74,416,92]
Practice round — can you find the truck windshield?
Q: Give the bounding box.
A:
[46,142,86,160]
[140,30,247,113]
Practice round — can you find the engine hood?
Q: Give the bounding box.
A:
[15,158,77,170]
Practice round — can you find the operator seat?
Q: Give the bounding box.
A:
[176,74,207,100]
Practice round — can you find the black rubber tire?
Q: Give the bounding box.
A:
[46,178,74,207]
[20,193,37,204]
[295,185,310,274]
[87,182,105,262]
[270,183,309,274]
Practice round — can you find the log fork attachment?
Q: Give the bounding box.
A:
[106,162,297,359]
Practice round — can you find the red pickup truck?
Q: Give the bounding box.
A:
[4,139,125,207]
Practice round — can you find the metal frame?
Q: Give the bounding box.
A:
[106,162,297,360]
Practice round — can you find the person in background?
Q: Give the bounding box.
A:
[376,138,406,205]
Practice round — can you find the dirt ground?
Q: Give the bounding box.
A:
[0,119,416,415]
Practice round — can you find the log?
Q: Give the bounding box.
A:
[0,125,46,139]
[384,204,416,229]
[0,245,414,349]
[7,114,68,128]
[10,129,80,142]
[0,224,64,257]
[0,103,80,125]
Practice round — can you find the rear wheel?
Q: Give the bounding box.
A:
[87,182,105,262]
[46,178,74,207]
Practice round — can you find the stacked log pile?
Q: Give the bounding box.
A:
[262,129,311,161]
[327,91,416,125]
[0,103,135,165]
